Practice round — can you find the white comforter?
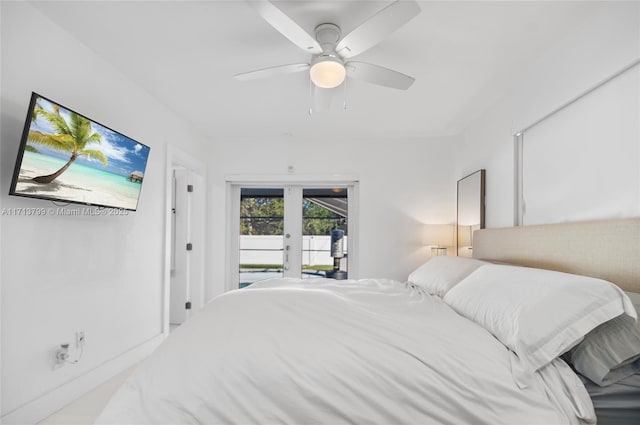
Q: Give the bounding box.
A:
[96,278,594,425]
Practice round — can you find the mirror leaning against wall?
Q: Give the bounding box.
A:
[457,170,486,257]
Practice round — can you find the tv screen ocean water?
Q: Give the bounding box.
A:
[10,93,150,211]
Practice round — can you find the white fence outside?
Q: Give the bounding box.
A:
[239,235,347,266]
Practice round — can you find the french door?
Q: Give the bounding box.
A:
[227,182,357,290]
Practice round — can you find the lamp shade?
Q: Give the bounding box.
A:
[310,56,346,89]
[457,225,472,247]
[423,224,454,247]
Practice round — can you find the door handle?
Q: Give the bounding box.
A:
[284,245,290,270]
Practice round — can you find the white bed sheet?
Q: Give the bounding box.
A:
[96,278,594,425]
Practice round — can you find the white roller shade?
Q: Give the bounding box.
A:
[522,66,640,225]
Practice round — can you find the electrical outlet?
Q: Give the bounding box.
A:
[54,343,70,369]
[76,331,85,348]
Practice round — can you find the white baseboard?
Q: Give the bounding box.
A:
[1,333,165,425]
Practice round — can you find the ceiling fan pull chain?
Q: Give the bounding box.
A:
[308,77,314,115]
[343,78,348,110]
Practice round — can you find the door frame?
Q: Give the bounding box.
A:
[225,174,359,292]
[163,145,207,336]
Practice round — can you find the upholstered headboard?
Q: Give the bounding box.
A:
[473,218,640,293]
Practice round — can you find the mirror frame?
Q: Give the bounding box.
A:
[456,169,486,256]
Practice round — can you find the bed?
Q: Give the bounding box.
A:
[473,218,640,425]
[96,218,640,425]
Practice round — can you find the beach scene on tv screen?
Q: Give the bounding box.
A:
[13,96,150,210]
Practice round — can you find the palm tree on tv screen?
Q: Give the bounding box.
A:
[28,101,108,184]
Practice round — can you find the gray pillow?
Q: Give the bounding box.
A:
[565,292,640,386]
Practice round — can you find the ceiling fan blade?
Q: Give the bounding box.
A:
[345,61,415,90]
[248,0,322,54]
[336,0,420,59]
[234,63,310,81]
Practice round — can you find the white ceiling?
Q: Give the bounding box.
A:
[31,1,601,141]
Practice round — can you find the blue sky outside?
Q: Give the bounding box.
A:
[27,97,150,177]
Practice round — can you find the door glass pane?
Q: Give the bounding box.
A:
[239,188,284,288]
[302,188,348,279]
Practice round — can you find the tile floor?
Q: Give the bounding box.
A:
[38,325,181,424]
[37,366,135,425]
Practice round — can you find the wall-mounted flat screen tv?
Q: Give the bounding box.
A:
[9,93,150,211]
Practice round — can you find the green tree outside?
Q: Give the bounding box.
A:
[240,197,347,235]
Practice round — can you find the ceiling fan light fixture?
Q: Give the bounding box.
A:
[310,56,346,89]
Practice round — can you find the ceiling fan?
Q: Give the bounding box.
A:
[235,0,421,98]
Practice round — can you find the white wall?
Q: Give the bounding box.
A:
[206,135,458,298]
[0,3,208,423]
[456,2,640,227]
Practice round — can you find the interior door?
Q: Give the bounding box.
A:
[170,168,189,324]
[170,167,205,325]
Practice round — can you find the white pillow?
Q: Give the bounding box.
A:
[407,256,488,297]
[443,264,637,374]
